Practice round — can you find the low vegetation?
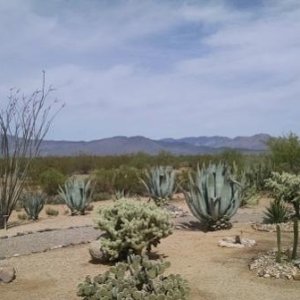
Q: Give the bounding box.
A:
[93,199,173,261]
[78,254,190,300]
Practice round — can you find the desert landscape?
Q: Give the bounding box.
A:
[1,1,300,299]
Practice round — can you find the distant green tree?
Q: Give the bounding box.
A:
[267,133,300,173]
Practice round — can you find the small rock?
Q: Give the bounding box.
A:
[293,273,300,280]
[263,273,270,278]
[0,265,16,283]
[88,241,107,262]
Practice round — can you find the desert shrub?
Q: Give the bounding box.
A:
[92,192,111,201]
[22,192,45,220]
[141,166,176,206]
[45,207,59,216]
[93,166,144,196]
[77,254,189,300]
[267,132,300,173]
[46,195,65,205]
[85,203,94,212]
[58,177,93,215]
[39,168,66,196]
[17,213,28,221]
[263,200,290,224]
[94,199,173,261]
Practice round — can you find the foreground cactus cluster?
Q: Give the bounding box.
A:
[94,200,173,261]
[184,163,241,231]
[77,254,190,300]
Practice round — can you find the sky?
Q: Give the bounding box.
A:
[0,0,299,141]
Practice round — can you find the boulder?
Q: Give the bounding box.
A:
[0,265,16,283]
[88,241,106,262]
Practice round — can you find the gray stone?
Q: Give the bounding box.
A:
[88,241,106,262]
[0,265,16,283]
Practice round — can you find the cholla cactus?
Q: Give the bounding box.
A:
[58,177,93,215]
[94,199,173,261]
[22,192,45,220]
[265,172,300,218]
[141,166,176,206]
[184,163,241,231]
[77,254,190,299]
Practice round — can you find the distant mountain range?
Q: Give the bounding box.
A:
[39,134,271,156]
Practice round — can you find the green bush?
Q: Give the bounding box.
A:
[94,199,173,261]
[39,168,66,196]
[17,213,28,221]
[92,192,111,201]
[77,254,190,300]
[45,207,59,216]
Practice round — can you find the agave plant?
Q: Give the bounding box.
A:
[22,192,45,220]
[58,177,93,215]
[140,166,176,206]
[184,163,241,231]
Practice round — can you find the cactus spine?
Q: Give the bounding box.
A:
[184,163,241,231]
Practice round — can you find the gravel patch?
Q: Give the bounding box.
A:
[0,226,100,258]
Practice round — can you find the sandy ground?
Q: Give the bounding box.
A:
[0,196,299,300]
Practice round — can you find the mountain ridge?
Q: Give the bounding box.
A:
[39,133,271,156]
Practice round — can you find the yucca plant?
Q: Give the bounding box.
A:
[263,200,289,224]
[22,192,45,220]
[58,177,93,215]
[140,166,176,206]
[183,163,241,231]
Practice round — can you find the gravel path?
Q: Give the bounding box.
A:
[0,226,100,258]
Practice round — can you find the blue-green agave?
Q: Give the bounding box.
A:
[59,177,93,215]
[184,163,241,230]
[141,166,176,206]
[22,192,45,220]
